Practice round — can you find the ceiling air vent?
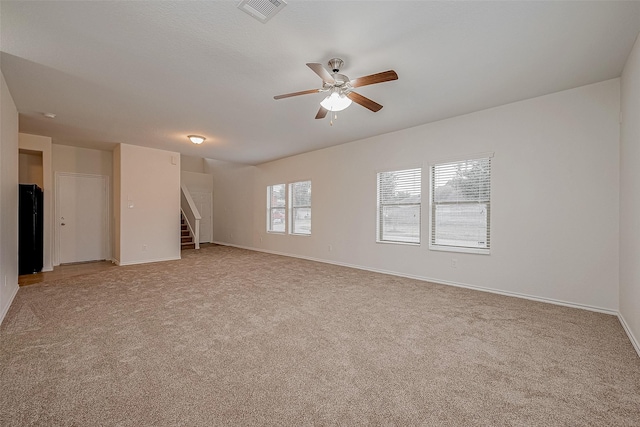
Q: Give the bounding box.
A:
[237,0,287,23]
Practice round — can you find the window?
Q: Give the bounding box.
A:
[266,181,312,235]
[377,168,421,244]
[289,180,311,235]
[430,154,492,253]
[267,184,286,233]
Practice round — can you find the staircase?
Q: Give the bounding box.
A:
[181,213,196,250]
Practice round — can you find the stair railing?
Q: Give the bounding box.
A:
[180,183,201,249]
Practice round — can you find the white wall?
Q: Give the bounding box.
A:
[115,144,181,265]
[620,33,640,354]
[18,133,53,272]
[52,144,114,264]
[212,79,621,312]
[0,71,19,324]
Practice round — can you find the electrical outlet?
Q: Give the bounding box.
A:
[260,236,263,243]
[328,245,333,252]
[142,244,147,251]
[451,258,457,269]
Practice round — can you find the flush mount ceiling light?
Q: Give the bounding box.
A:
[188,135,206,145]
[43,112,56,119]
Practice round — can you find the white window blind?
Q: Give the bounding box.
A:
[430,156,492,252]
[290,180,311,235]
[267,184,286,233]
[377,168,421,244]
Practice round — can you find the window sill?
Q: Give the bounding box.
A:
[429,244,490,255]
[376,240,421,247]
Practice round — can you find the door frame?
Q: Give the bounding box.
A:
[54,172,110,266]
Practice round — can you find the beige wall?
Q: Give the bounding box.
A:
[18,133,53,272]
[181,171,213,194]
[53,144,112,176]
[181,155,206,173]
[52,144,114,264]
[0,71,19,324]
[620,33,640,355]
[113,145,121,263]
[115,144,181,265]
[211,79,621,313]
[18,150,43,187]
[206,159,255,246]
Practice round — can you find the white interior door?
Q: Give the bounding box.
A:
[57,174,108,264]
[192,191,212,243]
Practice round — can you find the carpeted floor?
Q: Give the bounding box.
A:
[1,245,639,426]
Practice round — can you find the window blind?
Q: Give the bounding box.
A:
[377,168,421,244]
[290,180,311,235]
[267,184,286,233]
[430,156,491,251]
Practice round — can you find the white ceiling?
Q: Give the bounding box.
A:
[1,1,639,165]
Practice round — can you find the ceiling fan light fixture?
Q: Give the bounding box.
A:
[188,135,206,144]
[320,92,352,112]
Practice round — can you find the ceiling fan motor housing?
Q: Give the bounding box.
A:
[333,74,350,86]
[328,58,344,73]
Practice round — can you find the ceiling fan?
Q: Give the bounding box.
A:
[274,58,398,120]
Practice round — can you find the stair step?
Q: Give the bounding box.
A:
[180,213,195,250]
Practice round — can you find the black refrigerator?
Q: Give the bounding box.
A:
[19,184,44,275]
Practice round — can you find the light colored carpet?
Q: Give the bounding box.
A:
[1,245,638,426]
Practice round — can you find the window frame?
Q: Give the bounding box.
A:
[376,167,422,246]
[266,183,286,234]
[289,180,312,236]
[428,153,493,255]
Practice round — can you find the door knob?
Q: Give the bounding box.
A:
[61,223,66,226]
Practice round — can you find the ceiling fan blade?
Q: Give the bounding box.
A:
[307,63,335,84]
[347,92,383,112]
[315,106,328,119]
[274,89,320,100]
[350,70,398,88]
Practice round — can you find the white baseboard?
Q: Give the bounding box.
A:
[618,313,640,358]
[212,241,618,316]
[116,255,180,266]
[0,283,20,326]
